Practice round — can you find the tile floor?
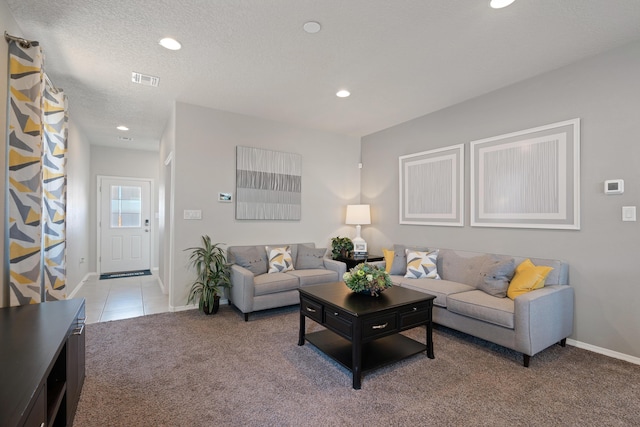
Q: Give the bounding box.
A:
[73,273,169,324]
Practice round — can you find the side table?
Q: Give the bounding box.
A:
[335,255,384,269]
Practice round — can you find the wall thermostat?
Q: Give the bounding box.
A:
[604,179,624,195]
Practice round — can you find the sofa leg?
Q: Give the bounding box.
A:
[244,313,249,322]
[523,354,530,367]
[559,338,567,347]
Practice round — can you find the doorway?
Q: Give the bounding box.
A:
[98,176,152,275]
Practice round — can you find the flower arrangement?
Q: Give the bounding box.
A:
[343,263,393,296]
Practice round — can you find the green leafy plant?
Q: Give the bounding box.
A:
[343,263,392,296]
[186,235,231,314]
[331,236,354,259]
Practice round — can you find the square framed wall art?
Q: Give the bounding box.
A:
[399,144,464,226]
[470,118,580,230]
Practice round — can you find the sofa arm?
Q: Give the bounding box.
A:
[323,258,347,279]
[368,260,386,270]
[514,285,574,356]
[229,264,256,314]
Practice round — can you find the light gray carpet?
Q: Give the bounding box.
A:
[74,305,640,426]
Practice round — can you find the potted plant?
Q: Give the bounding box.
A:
[186,235,231,314]
[343,263,392,296]
[331,236,354,259]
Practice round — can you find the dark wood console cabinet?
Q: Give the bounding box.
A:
[0,299,86,427]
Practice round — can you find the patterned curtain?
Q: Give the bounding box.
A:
[6,39,68,305]
[42,83,68,301]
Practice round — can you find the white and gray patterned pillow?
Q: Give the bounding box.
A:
[404,249,440,279]
[266,246,294,273]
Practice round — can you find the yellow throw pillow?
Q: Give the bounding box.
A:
[507,259,553,299]
[382,248,394,273]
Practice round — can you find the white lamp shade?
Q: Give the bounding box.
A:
[345,204,371,225]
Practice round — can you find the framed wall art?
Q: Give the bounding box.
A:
[236,146,302,220]
[470,118,580,229]
[399,144,464,226]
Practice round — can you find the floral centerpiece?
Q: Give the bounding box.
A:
[343,263,393,296]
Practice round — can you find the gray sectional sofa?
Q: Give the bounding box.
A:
[227,243,346,321]
[372,245,574,366]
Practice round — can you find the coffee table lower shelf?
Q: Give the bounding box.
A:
[305,329,426,374]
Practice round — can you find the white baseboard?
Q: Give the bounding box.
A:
[566,338,640,366]
[68,272,98,299]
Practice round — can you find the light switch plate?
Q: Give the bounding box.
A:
[622,206,636,222]
[183,209,202,220]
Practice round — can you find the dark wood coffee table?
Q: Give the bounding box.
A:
[298,282,435,389]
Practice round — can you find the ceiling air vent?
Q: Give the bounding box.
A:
[131,72,160,87]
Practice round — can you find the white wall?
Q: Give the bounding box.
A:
[89,146,160,272]
[164,102,361,309]
[65,123,92,295]
[158,107,176,292]
[361,40,640,360]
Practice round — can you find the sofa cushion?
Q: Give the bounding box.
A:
[266,246,295,273]
[296,245,327,269]
[477,258,516,298]
[397,278,474,307]
[253,272,300,296]
[232,246,267,275]
[447,290,515,329]
[507,259,553,299]
[438,250,491,287]
[288,269,338,286]
[389,244,429,275]
[404,249,440,279]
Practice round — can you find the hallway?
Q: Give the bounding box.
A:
[74,273,169,324]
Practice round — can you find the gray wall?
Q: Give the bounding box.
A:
[361,40,640,359]
[89,146,160,273]
[163,102,361,309]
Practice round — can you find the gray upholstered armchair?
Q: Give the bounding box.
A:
[227,243,346,321]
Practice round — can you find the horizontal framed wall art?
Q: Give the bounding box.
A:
[236,146,302,220]
[471,118,580,230]
[399,144,464,226]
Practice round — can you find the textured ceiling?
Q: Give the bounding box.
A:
[7,0,640,151]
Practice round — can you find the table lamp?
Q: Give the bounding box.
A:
[345,204,371,256]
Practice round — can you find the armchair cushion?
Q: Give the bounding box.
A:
[254,272,299,296]
[296,245,327,269]
[233,246,267,275]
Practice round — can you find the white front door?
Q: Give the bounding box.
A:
[99,177,151,274]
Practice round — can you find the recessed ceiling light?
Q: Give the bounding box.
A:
[117,125,129,131]
[490,0,516,8]
[303,21,321,34]
[336,90,350,98]
[159,37,182,50]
